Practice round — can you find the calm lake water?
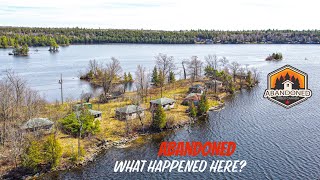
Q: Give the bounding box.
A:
[1,44,320,179]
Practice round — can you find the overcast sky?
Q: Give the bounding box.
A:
[0,0,319,30]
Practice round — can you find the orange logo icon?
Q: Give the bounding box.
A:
[264,65,312,108]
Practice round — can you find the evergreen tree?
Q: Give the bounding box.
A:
[198,94,209,116]
[246,71,253,87]
[285,73,290,80]
[123,72,128,83]
[189,101,197,118]
[128,72,133,82]
[153,105,166,130]
[152,66,159,86]
[295,78,301,89]
[43,135,62,169]
[22,141,43,172]
[169,71,175,83]
[275,78,281,89]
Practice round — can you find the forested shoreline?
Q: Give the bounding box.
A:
[1,26,320,48]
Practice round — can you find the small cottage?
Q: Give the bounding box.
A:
[205,80,223,90]
[189,84,205,94]
[182,93,202,106]
[21,118,54,132]
[73,103,93,111]
[115,105,145,120]
[150,97,175,111]
[89,109,102,120]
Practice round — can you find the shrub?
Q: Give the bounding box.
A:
[152,105,167,130]
[60,110,100,137]
[43,135,62,169]
[197,94,209,116]
[189,102,197,118]
[21,141,42,172]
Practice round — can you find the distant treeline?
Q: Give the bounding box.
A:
[1,26,320,48]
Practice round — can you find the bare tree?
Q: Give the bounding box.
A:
[135,65,149,102]
[229,61,240,82]
[205,54,219,93]
[0,79,13,146]
[252,67,260,83]
[100,57,122,102]
[239,67,246,88]
[181,60,188,80]
[219,56,229,69]
[7,124,24,167]
[155,53,175,83]
[187,56,203,82]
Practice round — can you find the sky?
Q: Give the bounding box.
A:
[0,0,319,30]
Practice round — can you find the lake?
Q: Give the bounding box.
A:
[1,44,320,179]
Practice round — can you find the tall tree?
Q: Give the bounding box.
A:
[230,61,240,82]
[151,66,159,86]
[155,53,175,83]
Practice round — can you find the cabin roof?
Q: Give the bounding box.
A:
[21,118,53,130]
[150,97,175,105]
[206,79,223,84]
[116,105,145,114]
[185,93,202,99]
[282,80,294,84]
[190,84,204,89]
[89,109,102,116]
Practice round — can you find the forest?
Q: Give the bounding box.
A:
[1,27,320,48]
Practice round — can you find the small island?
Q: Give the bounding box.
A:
[12,44,29,56]
[266,52,283,61]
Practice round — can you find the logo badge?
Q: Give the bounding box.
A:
[264,65,312,108]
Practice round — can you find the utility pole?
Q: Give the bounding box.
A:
[58,74,63,104]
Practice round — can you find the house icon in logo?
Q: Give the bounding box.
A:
[282,80,294,91]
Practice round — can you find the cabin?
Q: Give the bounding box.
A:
[150,97,175,111]
[282,80,294,91]
[21,118,54,132]
[115,105,145,120]
[205,80,223,91]
[182,93,202,106]
[189,84,205,94]
[73,103,93,111]
[89,109,102,120]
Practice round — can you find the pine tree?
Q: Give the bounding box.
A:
[295,78,301,89]
[123,72,128,83]
[153,105,166,130]
[189,101,197,118]
[43,135,62,169]
[152,66,159,86]
[246,71,253,87]
[128,72,133,82]
[169,71,175,83]
[285,73,290,80]
[22,141,43,172]
[198,94,209,116]
[275,78,281,89]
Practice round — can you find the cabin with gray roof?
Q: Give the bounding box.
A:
[89,109,102,120]
[115,105,145,120]
[150,97,175,111]
[21,118,54,132]
[189,84,205,94]
[205,79,223,91]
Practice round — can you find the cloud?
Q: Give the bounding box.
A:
[0,0,319,30]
